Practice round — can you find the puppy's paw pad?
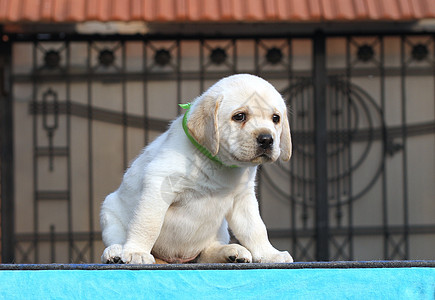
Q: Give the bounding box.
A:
[256,251,293,263]
[272,251,293,263]
[107,256,123,264]
[101,244,124,264]
[224,244,252,263]
[121,250,155,264]
[236,257,250,263]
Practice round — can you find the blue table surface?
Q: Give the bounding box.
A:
[0,262,434,299]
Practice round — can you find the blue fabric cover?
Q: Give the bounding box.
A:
[1,268,434,299]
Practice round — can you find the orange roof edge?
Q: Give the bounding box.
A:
[0,0,434,24]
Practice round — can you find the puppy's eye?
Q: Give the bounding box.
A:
[272,114,280,124]
[232,113,246,122]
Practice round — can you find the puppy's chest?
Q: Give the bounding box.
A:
[168,167,254,215]
[179,185,232,201]
[171,187,235,216]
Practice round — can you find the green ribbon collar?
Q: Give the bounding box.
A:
[179,103,238,168]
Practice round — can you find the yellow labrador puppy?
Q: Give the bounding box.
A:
[100,74,293,264]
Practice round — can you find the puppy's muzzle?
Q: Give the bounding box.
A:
[257,133,273,150]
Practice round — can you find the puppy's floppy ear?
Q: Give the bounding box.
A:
[280,108,292,161]
[187,95,222,156]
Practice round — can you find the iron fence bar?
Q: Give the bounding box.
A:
[254,39,263,214]
[31,39,38,263]
[331,80,339,226]
[122,41,128,171]
[400,36,410,260]
[13,222,435,244]
[342,82,350,245]
[313,31,329,261]
[346,38,354,261]
[143,39,149,145]
[11,67,435,84]
[254,39,259,75]
[307,77,315,255]
[199,39,205,93]
[29,102,170,131]
[268,224,435,237]
[0,30,14,263]
[303,75,311,231]
[49,225,55,263]
[302,73,313,259]
[287,37,298,260]
[86,41,95,263]
[379,36,390,260]
[433,38,435,264]
[28,101,435,139]
[232,38,237,73]
[8,31,435,44]
[176,39,181,113]
[66,40,74,263]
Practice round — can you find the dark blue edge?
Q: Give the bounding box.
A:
[1,261,435,271]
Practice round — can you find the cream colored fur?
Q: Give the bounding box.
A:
[100,74,293,264]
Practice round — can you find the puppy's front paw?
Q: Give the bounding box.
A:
[101,244,123,264]
[273,250,293,263]
[223,244,252,263]
[121,247,155,264]
[255,250,293,263]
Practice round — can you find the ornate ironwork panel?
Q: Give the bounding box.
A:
[3,32,435,263]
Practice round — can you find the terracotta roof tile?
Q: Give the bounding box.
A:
[321,0,335,20]
[424,0,435,16]
[6,0,21,22]
[112,0,130,21]
[219,0,233,20]
[409,0,423,18]
[52,0,66,22]
[201,0,220,21]
[85,0,98,21]
[335,0,355,20]
[398,0,413,19]
[365,0,380,19]
[21,0,37,22]
[142,0,154,20]
[0,0,9,20]
[352,0,369,20]
[0,0,434,23]
[263,0,277,20]
[130,0,142,20]
[280,0,289,20]
[66,0,84,22]
[380,0,401,20]
[245,0,264,21]
[307,0,322,20]
[174,0,189,21]
[155,0,173,22]
[290,0,310,21]
[40,0,53,21]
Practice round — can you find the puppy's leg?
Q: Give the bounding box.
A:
[101,244,123,264]
[227,192,293,263]
[198,241,252,263]
[197,221,252,263]
[121,177,174,264]
[100,194,127,264]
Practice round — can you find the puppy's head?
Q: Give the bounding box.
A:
[187,74,292,167]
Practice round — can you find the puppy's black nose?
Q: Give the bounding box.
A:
[257,134,273,150]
